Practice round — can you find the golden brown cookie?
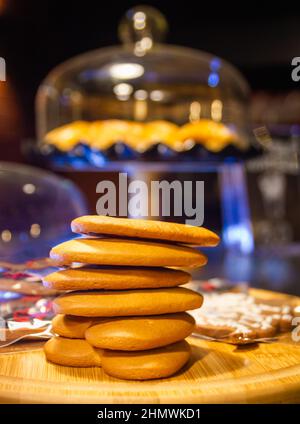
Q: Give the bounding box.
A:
[43,266,190,291]
[44,336,102,367]
[51,314,103,338]
[174,120,238,152]
[71,215,220,247]
[101,340,191,380]
[50,238,207,268]
[85,313,195,350]
[45,121,91,152]
[53,287,203,317]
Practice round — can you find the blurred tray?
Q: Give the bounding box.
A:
[23,139,262,172]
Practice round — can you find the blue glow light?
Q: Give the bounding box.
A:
[220,164,254,254]
[223,224,254,255]
[208,72,219,87]
[79,69,108,82]
[210,57,221,72]
[89,150,107,167]
[0,291,22,302]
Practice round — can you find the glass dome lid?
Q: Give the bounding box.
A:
[36,6,250,158]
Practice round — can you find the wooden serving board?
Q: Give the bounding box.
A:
[0,289,300,404]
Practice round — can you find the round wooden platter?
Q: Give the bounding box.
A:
[0,289,300,404]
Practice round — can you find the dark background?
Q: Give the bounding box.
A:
[1,0,300,160]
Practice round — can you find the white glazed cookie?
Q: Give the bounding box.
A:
[191,292,295,344]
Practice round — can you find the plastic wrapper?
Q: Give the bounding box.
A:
[0,258,57,348]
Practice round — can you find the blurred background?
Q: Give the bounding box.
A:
[1,0,300,153]
[0,0,300,294]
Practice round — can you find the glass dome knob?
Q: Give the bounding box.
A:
[118,5,168,56]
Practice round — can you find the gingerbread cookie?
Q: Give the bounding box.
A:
[44,336,102,367]
[101,340,191,380]
[192,292,295,344]
[50,238,207,268]
[71,215,219,246]
[52,314,103,338]
[43,266,190,291]
[53,287,203,317]
[85,313,195,350]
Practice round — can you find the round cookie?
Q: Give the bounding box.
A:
[85,312,195,350]
[50,238,207,268]
[43,266,190,291]
[101,340,191,380]
[53,287,203,317]
[71,215,220,246]
[44,336,102,367]
[52,314,103,338]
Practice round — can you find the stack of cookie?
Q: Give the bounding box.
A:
[43,216,219,380]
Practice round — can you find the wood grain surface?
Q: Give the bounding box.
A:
[0,289,300,404]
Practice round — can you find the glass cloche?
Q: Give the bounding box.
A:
[35,6,251,166]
